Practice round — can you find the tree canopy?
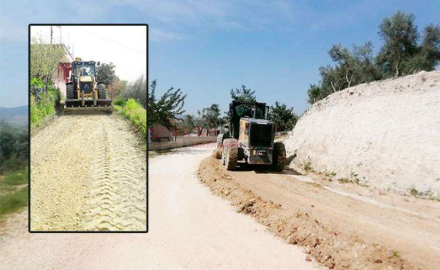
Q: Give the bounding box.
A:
[230,85,256,102]
[30,35,65,87]
[268,101,298,132]
[194,104,221,136]
[108,77,127,100]
[97,62,116,86]
[307,11,440,104]
[122,75,147,107]
[0,122,28,172]
[148,80,187,129]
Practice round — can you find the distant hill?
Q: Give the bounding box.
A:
[0,105,28,126]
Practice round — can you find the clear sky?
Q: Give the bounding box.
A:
[30,25,146,82]
[1,0,439,114]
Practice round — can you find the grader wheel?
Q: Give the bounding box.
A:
[272,142,286,172]
[223,138,238,171]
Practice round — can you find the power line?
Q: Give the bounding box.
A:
[78,26,146,55]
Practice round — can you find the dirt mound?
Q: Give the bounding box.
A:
[197,156,429,269]
[285,71,440,198]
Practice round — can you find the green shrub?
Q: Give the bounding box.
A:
[30,87,59,129]
[119,99,147,138]
[30,95,42,128]
[114,98,126,107]
[31,77,44,88]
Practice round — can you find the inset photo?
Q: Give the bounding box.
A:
[29,24,148,232]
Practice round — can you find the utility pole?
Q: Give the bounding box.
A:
[50,26,53,44]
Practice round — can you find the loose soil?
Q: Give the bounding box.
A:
[30,113,146,231]
[198,155,440,269]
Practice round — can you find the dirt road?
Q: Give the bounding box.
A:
[1,146,317,269]
[30,114,146,231]
[199,156,440,269]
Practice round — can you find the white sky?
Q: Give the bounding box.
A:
[30,25,147,82]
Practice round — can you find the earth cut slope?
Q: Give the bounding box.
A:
[285,71,440,198]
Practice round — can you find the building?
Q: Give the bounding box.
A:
[53,45,74,99]
[30,43,74,99]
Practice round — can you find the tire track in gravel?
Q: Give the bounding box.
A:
[81,116,146,231]
[31,114,146,231]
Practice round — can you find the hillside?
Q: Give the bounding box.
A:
[0,105,28,126]
[285,71,440,199]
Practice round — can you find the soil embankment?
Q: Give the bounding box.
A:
[285,71,440,198]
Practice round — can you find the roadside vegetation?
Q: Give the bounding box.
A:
[115,98,147,138]
[109,70,186,145]
[0,171,28,219]
[30,78,60,128]
[30,34,64,129]
[0,122,29,219]
[307,11,440,104]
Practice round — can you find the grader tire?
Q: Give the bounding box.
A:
[224,139,238,171]
[66,84,75,99]
[98,84,107,99]
[272,142,286,172]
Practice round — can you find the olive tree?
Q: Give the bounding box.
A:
[148,80,187,129]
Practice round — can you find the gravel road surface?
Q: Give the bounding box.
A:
[30,114,147,231]
[1,145,316,269]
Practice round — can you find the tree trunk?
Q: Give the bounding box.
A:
[330,81,337,93]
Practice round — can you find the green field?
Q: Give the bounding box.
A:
[0,169,28,219]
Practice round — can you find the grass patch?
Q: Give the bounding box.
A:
[0,169,28,219]
[337,178,352,184]
[409,187,440,201]
[118,98,147,138]
[0,169,28,187]
[325,171,337,177]
[304,161,314,173]
[410,187,421,197]
[0,186,28,219]
[337,171,369,187]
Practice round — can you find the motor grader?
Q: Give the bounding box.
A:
[216,100,286,171]
[64,57,113,113]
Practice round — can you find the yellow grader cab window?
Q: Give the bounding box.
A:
[236,105,252,118]
[73,62,96,77]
